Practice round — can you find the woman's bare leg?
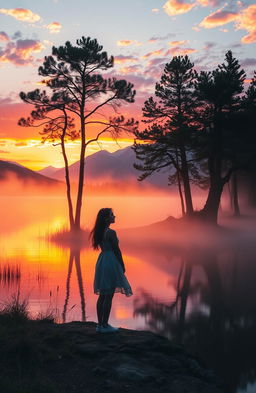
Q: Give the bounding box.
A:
[96,294,105,325]
[102,292,114,326]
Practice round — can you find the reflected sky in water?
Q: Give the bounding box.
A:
[1,195,256,393]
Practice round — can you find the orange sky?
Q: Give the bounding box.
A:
[0,1,255,170]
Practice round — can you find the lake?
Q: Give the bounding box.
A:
[0,194,256,393]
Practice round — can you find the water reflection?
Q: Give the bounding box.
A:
[62,247,86,322]
[0,264,21,288]
[134,245,256,393]
[1,195,256,393]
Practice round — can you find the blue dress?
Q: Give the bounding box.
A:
[93,228,133,296]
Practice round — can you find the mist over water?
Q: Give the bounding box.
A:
[1,184,256,393]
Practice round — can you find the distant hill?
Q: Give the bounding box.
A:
[0,160,63,186]
[38,165,60,178]
[38,146,171,189]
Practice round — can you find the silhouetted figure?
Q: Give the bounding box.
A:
[91,208,132,333]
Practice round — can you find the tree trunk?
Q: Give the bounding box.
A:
[200,179,223,224]
[180,144,193,216]
[177,169,185,216]
[61,138,75,231]
[232,171,240,217]
[74,115,86,231]
[199,117,224,224]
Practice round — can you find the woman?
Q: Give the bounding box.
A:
[91,208,132,333]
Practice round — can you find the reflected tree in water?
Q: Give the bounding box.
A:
[62,247,86,322]
[134,247,256,393]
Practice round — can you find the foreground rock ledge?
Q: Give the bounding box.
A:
[47,321,222,393]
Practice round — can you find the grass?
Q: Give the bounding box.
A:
[0,295,67,392]
[0,264,21,286]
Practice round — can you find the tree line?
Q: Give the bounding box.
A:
[19,37,256,231]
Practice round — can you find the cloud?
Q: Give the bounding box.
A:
[0,39,45,66]
[45,22,62,34]
[12,31,22,39]
[119,65,141,75]
[236,4,256,44]
[147,58,167,67]
[166,46,197,56]
[240,58,256,67]
[169,40,188,46]
[0,31,9,42]
[196,0,224,6]
[0,8,41,23]
[0,97,13,105]
[142,49,164,59]
[117,40,141,46]
[199,6,238,28]
[203,41,217,50]
[0,149,10,153]
[148,33,175,43]
[152,8,159,13]
[15,142,28,147]
[114,55,138,64]
[198,4,256,44]
[163,0,196,16]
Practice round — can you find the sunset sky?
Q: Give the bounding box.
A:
[0,0,255,169]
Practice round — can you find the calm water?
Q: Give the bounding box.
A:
[1,195,256,393]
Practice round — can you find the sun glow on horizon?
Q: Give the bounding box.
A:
[0,137,134,170]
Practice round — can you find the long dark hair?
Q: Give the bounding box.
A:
[90,208,112,249]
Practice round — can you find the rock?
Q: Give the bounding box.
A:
[0,319,223,393]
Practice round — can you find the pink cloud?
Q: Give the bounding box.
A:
[0,39,45,66]
[199,7,238,28]
[46,22,62,34]
[114,55,138,64]
[166,46,197,56]
[147,58,167,67]
[198,4,256,44]
[151,8,159,13]
[163,0,195,16]
[117,40,141,47]
[0,31,9,42]
[142,49,164,59]
[119,65,141,75]
[236,4,256,44]
[0,8,41,23]
[169,40,189,46]
[196,0,224,6]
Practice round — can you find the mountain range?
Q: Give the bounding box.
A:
[38,146,170,189]
[0,147,172,194]
[0,160,62,185]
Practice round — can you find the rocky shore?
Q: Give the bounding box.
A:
[0,316,224,393]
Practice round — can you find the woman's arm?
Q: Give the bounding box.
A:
[108,230,125,273]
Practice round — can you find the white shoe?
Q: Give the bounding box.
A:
[100,324,119,333]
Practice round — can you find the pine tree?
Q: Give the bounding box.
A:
[133,56,201,216]
[195,51,247,223]
[20,37,136,231]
